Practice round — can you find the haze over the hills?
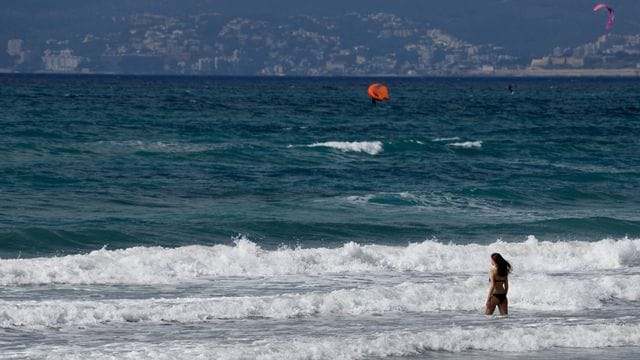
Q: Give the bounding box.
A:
[2,1,640,75]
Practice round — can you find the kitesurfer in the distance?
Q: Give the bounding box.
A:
[593,3,615,29]
[368,83,389,106]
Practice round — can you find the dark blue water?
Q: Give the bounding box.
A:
[2,75,639,257]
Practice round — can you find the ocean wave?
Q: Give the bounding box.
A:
[91,140,217,154]
[1,236,639,285]
[304,141,383,155]
[2,274,639,328]
[343,191,499,210]
[447,140,483,149]
[9,324,640,359]
[407,139,425,145]
[432,136,461,142]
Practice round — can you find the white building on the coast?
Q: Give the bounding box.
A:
[42,49,83,72]
[7,39,26,64]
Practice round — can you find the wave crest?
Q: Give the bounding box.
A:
[1,236,639,285]
[3,274,639,328]
[305,141,383,155]
[11,324,640,358]
[447,140,482,148]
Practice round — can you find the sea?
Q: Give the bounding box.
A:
[1,75,639,359]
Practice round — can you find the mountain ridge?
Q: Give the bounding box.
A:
[2,2,640,75]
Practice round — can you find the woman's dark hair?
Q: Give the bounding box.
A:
[491,253,512,276]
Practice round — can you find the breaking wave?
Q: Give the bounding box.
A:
[2,273,639,328]
[1,236,639,285]
[448,140,483,149]
[303,141,383,155]
[7,324,640,359]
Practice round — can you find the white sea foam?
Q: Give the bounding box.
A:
[345,191,488,210]
[305,141,383,155]
[432,136,460,142]
[345,194,375,204]
[448,140,483,148]
[1,236,639,285]
[2,274,639,328]
[8,324,640,359]
[92,140,215,154]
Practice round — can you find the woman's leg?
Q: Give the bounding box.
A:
[497,298,508,315]
[484,297,497,315]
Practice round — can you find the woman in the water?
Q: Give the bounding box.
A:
[485,253,512,315]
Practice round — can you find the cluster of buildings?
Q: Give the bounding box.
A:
[3,13,640,76]
[529,34,640,72]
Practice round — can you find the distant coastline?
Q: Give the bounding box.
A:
[2,68,640,77]
[478,68,640,77]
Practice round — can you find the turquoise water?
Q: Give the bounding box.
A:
[2,76,640,256]
[1,75,639,359]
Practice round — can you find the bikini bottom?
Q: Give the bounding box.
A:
[492,293,507,304]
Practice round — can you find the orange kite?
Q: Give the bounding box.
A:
[368,83,389,104]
